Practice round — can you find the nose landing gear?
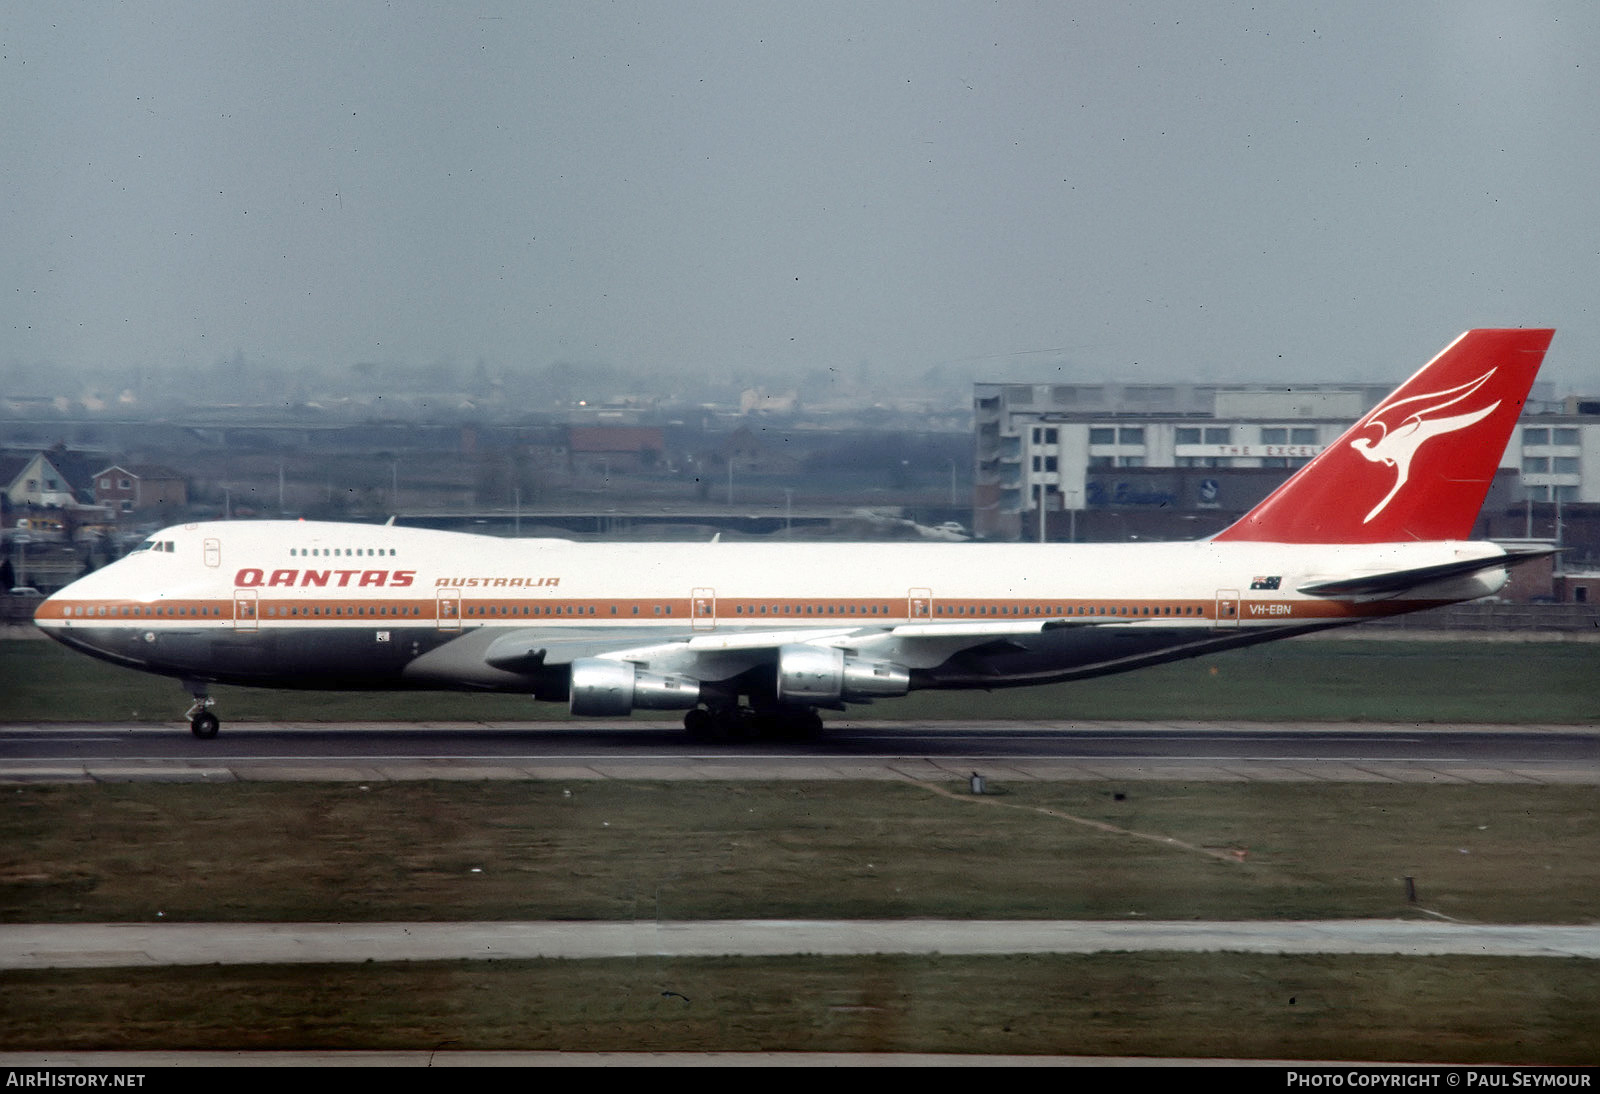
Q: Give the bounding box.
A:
[184,686,220,739]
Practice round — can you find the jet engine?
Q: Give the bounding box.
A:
[774,644,910,704]
[568,658,702,716]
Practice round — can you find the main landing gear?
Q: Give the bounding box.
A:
[184,686,220,739]
[683,705,824,741]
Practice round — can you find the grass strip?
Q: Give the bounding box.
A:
[6,781,1597,925]
[2,953,1595,1063]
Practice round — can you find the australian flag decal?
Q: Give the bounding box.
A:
[1249,576,1282,591]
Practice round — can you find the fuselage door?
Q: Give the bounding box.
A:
[436,590,462,632]
[233,588,258,632]
[907,587,933,619]
[691,587,716,631]
[203,538,221,568]
[1214,589,1240,629]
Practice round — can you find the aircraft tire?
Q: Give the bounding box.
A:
[776,709,824,739]
[795,709,824,738]
[683,708,714,740]
[190,712,220,739]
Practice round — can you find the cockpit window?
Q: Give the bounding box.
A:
[134,540,176,553]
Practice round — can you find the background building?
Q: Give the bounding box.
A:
[2,446,95,509]
[974,379,1600,567]
[92,464,188,519]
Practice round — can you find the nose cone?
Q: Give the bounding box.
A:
[34,561,119,631]
[33,585,66,633]
[33,582,87,654]
[30,574,149,671]
[33,570,98,638]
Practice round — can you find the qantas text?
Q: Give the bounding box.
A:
[235,569,416,588]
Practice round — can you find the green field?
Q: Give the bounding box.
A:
[5,634,1597,1061]
[3,779,1598,1060]
[7,780,1598,924]
[5,954,1596,1062]
[3,635,1598,724]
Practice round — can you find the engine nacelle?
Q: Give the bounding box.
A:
[775,644,910,704]
[568,658,702,716]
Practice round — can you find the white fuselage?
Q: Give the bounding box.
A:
[35,520,1506,701]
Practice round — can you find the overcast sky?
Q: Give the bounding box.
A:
[5,1,1599,392]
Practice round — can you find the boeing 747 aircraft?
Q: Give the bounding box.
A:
[35,329,1556,738]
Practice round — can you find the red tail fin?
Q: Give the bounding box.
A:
[1214,328,1554,543]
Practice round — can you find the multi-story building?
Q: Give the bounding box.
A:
[974,379,1600,554]
[1,447,95,509]
[91,464,189,518]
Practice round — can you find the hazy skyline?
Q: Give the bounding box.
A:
[6,1,1600,393]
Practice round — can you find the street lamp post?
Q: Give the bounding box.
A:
[13,533,30,588]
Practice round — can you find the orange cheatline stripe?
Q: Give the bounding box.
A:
[34,594,1430,626]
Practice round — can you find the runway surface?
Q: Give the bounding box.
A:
[7,721,1595,1067]
[7,919,1600,970]
[2,720,1596,784]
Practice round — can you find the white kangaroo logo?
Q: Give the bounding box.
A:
[1347,370,1500,524]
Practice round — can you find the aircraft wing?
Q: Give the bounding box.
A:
[481,629,694,673]
[480,615,1136,680]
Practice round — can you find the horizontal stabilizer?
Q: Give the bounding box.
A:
[1296,546,1556,598]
